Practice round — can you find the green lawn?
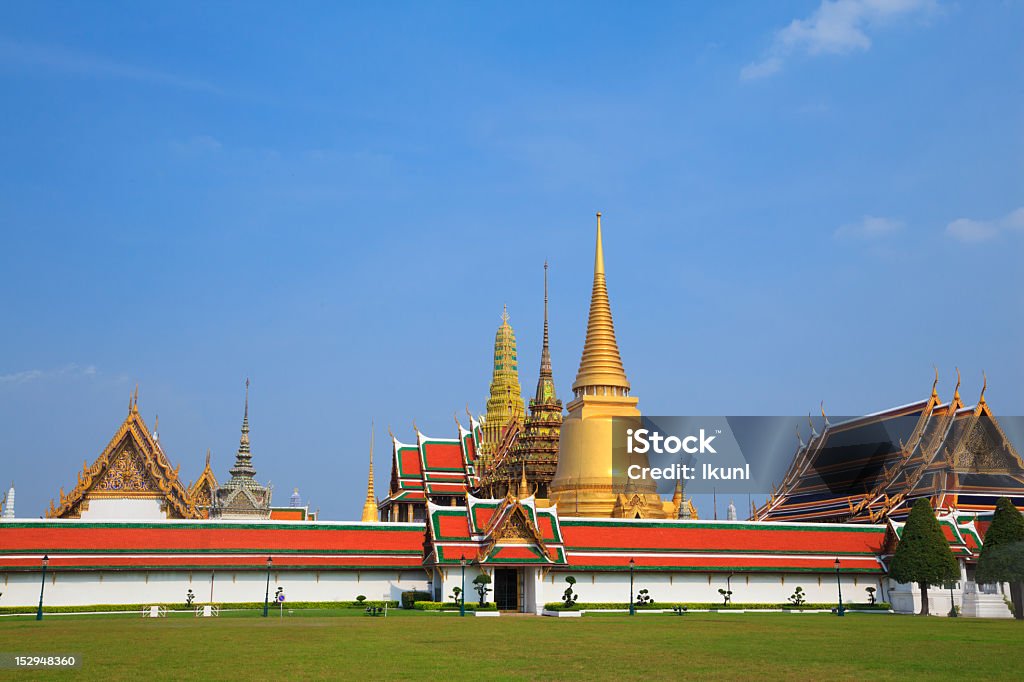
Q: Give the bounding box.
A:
[0,611,1020,681]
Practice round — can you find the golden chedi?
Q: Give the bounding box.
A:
[550,213,670,518]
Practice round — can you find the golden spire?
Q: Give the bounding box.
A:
[979,371,988,407]
[571,212,630,397]
[517,459,530,499]
[954,367,962,403]
[361,421,378,522]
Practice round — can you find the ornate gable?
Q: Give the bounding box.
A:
[187,451,219,519]
[47,397,200,519]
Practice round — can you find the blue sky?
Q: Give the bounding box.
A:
[0,1,1021,520]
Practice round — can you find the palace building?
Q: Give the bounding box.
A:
[0,212,1018,617]
[755,371,1024,524]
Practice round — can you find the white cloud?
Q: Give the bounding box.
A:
[0,364,98,385]
[835,215,904,239]
[742,0,935,80]
[945,206,1024,243]
[0,37,220,93]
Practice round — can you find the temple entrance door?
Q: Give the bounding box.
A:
[494,568,520,611]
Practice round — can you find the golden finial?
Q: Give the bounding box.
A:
[131,384,139,413]
[501,304,510,325]
[387,424,395,440]
[362,420,378,522]
[571,211,630,395]
[205,448,211,467]
[820,401,830,428]
[931,366,939,399]
[795,425,805,449]
[453,411,463,430]
[518,460,529,499]
[954,367,962,402]
[412,420,419,434]
[979,371,987,405]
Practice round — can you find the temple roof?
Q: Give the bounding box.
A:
[186,450,219,519]
[47,393,200,519]
[0,519,425,571]
[425,493,566,566]
[558,518,886,573]
[757,373,1024,524]
[381,418,481,509]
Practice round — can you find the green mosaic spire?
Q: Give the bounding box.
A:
[481,305,526,457]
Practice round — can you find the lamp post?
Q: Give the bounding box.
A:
[948,582,958,618]
[834,558,845,617]
[629,558,636,616]
[263,556,273,617]
[459,555,467,617]
[35,554,49,621]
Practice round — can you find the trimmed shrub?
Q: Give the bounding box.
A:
[542,601,890,612]
[412,601,497,611]
[400,591,432,609]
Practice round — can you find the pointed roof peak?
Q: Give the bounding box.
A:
[362,420,378,521]
[571,212,630,395]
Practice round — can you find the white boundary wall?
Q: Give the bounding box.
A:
[0,570,429,608]
[434,567,885,615]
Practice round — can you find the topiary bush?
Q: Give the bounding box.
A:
[400,591,432,609]
[562,576,578,608]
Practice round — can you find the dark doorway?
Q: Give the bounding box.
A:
[494,568,519,611]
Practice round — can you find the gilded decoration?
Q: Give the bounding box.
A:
[93,445,157,495]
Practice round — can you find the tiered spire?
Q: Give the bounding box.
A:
[362,422,378,522]
[211,378,272,519]
[481,306,526,456]
[1,482,14,519]
[572,212,630,398]
[535,261,557,404]
[228,378,257,479]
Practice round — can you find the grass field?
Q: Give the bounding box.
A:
[0,610,1021,681]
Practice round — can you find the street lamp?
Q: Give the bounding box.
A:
[459,555,467,617]
[35,554,49,621]
[263,556,273,617]
[834,558,845,617]
[629,558,636,616]
[948,581,958,618]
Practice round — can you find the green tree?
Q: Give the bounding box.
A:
[976,497,1024,619]
[472,574,492,606]
[889,498,959,615]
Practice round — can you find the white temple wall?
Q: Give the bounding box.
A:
[78,498,167,520]
[0,570,430,608]
[539,571,881,607]
[430,568,884,612]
